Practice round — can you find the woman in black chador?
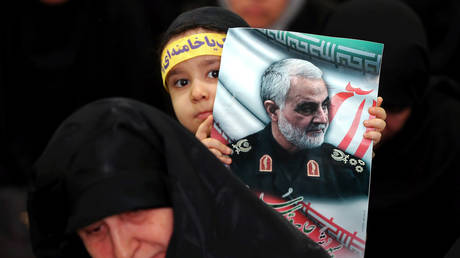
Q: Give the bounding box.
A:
[27,97,329,258]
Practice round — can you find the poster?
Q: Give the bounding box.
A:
[212,28,383,257]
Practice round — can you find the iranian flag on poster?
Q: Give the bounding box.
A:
[212,28,383,258]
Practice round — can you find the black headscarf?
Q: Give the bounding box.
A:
[158,6,250,63]
[323,0,429,111]
[27,98,329,258]
[323,1,460,257]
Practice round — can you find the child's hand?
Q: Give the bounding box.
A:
[196,115,233,165]
[363,97,387,153]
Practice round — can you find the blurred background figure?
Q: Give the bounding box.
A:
[1,1,36,257]
[1,0,214,188]
[0,188,33,258]
[217,0,338,34]
[218,0,460,85]
[401,0,460,84]
[323,0,460,257]
[3,0,165,187]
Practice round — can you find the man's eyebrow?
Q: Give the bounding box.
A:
[296,100,317,106]
[294,101,317,111]
[294,96,329,104]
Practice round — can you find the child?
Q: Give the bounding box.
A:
[159,6,386,164]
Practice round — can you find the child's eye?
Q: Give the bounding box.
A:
[207,70,219,79]
[174,79,189,88]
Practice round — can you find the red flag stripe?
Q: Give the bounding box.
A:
[329,92,354,122]
[345,82,374,95]
[338,99,366,151]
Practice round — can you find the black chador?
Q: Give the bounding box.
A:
[28,97,330,258]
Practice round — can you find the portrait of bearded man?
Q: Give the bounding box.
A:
[229,58,369,201]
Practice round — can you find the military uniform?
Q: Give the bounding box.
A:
[230,125,369,200]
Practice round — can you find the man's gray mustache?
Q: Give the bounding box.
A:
[306,124,328,132]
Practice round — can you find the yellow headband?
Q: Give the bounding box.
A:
[161,32,226,89]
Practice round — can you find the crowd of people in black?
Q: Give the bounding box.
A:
[1,0,459,257]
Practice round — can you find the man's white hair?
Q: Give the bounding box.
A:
[260,58,323,108]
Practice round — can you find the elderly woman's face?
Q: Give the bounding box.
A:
[77,208,173,258]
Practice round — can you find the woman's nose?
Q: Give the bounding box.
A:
[107,218,138,258]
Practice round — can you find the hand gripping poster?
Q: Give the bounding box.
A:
[212,28,383,257]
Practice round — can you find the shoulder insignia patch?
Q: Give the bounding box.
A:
[331,148,349,164]
[259,154,272,172]
[331,148,366,173]
[306,160,320,177]
[232,139,252,155]
[355,159,366,173]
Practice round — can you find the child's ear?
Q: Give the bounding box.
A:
[264,100,280,122]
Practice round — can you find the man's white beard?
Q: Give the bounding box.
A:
[278,113,328,150]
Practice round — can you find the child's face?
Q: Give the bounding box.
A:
[165,29,221,133]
